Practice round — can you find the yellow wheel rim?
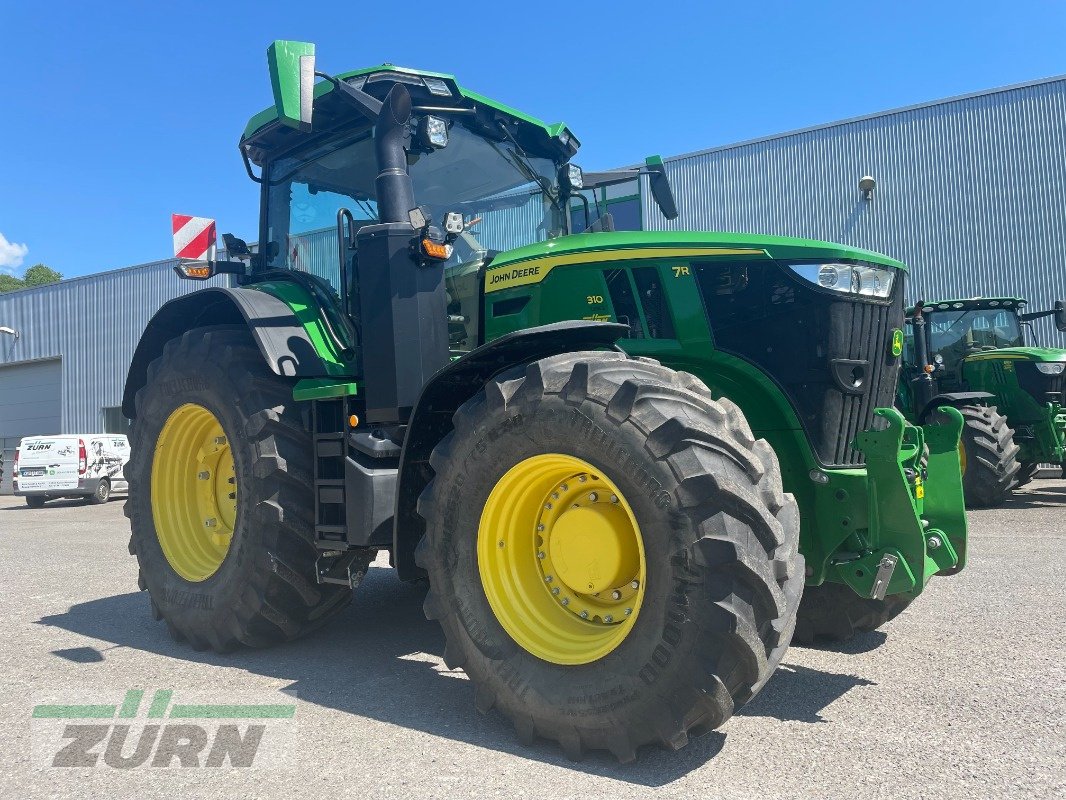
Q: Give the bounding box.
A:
[151,403,237,582]
[478,454,646,665]
[958,440,967,476]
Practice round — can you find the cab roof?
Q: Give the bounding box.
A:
[908,297,1027,315]
[240,64,579,167]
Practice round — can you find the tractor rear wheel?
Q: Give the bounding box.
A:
[956,404,1021,508]
[125,325,359,651]
[415,352,803,761]
[793,583,913,645]
[1014,462,1039,489]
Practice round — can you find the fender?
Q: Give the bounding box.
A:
[917,391,995,423]
[392,320,628,580]
[122,286,340,418]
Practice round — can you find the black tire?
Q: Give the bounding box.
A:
[25,496,46,509]
[793,583,913,645]
[88,479,111,504]
[1014,462,1039,489]
[415,352,803,761]
[956,404,1020,508]
[125,325,359,652]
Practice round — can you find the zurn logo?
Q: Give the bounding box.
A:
[31,688,296,770]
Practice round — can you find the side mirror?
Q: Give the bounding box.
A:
[1056,300,1066,333]
[267,40,316,132]
[645,156,678,221]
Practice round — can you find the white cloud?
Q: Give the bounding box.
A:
[0,231,29,274]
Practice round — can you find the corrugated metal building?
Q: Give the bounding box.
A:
[0,261,228,492]
[2,75,1064,492]
[639,75,1066,342]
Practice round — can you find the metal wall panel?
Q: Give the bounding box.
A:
[641,77,1066,342]
[0,260,229,438]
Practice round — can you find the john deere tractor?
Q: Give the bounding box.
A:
[899,297,1066,507]
[122,41,967,761]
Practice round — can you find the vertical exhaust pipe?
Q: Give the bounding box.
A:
[374,84,415,224]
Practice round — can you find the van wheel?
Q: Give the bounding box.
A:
[89,479,111,505]
[26,496,46,509]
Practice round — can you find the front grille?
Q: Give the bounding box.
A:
[694,260,903,467]
[1016,362,1066,406]
[823,298,902,464]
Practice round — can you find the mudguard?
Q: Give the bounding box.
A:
[393,320,628,580]
[917,391,994,423]
[122,286,341,418]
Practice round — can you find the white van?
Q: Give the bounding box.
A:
[13,434,130,507]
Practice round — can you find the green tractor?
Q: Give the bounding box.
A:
[899,297,1066,507]
[122,41,968,760]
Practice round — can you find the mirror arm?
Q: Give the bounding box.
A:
[239,144,263,184]
[315,72,383,121]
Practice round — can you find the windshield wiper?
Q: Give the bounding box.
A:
[492,121,562,212]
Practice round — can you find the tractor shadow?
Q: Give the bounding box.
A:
[998,482,1066,510]
[37,566,874,786]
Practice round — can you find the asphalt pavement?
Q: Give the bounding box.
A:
[1,480,1063,799]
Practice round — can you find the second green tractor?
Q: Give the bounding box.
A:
[898,297,1066,507]
[121,41,969,760]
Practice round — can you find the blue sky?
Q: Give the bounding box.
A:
[2,1,1065,278]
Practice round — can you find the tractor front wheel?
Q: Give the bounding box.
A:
[955,404,1021,508]
[125,325,359,651]
[793,583,913,645]
[416,352,803,761]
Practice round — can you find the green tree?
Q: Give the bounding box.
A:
[22,263,62,287]
[0,274,25,293]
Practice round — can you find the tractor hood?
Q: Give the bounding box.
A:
[964,347,1066,363]
[487,230,907,276]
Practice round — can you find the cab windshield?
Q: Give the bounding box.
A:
[927,308,1024,364]
[261,124,565,291]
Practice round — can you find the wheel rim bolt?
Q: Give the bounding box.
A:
[610,494,618,503]
[552,492,559,500]
[537,551,546,559]
[228,492,236,500]
[624,608,632,616]
[604,615,613,623]
[561,597,569,606]
[579,476,587,483]
[537,524,545,532]
[631,580,640,589]
[204,518,216,528]
[545,502,553,510]
[560,483,568,491]
[552,587,560,595]
[580,610,588,619]
[611,590,621,600]
[197,470,210,480]
[588,492,598,502]
[545,575,553,583]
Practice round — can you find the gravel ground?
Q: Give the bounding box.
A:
[1,480,1063,799]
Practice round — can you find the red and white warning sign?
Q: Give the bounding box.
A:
[172,214,217,261]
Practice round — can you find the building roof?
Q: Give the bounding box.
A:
[656,74,1066,166]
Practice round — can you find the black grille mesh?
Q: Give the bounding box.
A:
[695,261,904,467]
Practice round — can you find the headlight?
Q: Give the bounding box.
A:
[790,263,896,299]
[1035,362,1066,375]
[417,115,448,149]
